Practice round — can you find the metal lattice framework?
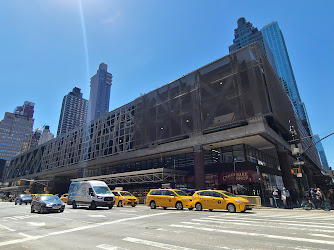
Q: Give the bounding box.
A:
[71,168,187,186]
[7,103,136,180]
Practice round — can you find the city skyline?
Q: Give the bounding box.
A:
[0,0,333,168]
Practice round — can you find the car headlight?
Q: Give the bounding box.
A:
[234,199,244,203]
[46,204,52,207]
[97,196,104,199]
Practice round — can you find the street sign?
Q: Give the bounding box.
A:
[293,161,305,165]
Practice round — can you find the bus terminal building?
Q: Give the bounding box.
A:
[3,43,326,204]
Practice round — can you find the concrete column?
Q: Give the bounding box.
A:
[277,150,294,191]
[193,145,206,190]
[303,165,314,188]
[76,168,85,179]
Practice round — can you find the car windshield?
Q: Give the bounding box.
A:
[93,186,112,195]
[41,195,61,202]
[174,190,188,196]
[222,191,238,197]
[21,195,32,198]
[121,192,134,197]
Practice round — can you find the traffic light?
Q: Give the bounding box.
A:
[44,187,47,192]
[291,167,301,175]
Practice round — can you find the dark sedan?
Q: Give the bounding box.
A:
[31,195,65,213]
[15,194,33,205]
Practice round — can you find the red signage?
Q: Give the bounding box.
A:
[219,170,260,184]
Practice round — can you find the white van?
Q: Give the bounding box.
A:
[67,181,115,209]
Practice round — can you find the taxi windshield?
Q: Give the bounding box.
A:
[222,191,237,197]
[121,192,134,197]
[93,186,112,194]
[174,190,188,196]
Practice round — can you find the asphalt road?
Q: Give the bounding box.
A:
[1,202,334,249]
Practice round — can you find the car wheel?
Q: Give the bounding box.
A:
[90,201,97,210]
[150,201,156,209]
[72,201,77,209]
[176,201,183,210]
[227,204,236,213]
[15,202,17,205]
[59,209,64,213]
[25,202,28,205]
[209,209,213,212]
[163,207,167,210]
[118,201,123,207]
[31,206,34,213]
[195,203,202,211]
[19,201,22,205]
[108,205,113,209]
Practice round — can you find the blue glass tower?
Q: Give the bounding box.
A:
[229,18,277,73]
[313,135,330,172]
[261,22,312,135]
[88,63,112,121]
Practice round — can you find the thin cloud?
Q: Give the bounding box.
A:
[101,10,121,24]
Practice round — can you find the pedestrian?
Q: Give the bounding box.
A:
[316,188,323,209]
[272,188,279,208]
[309,188,317,208]
[282,187,291,208]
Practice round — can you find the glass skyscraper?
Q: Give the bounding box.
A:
[313,135,330,172]
[229,18,277,74]
[88,63,112,121]
[57,87,88,136]
[0,102,35,165]
[261,21,312,135]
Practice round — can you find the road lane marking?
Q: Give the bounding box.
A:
[27,222,46,227]
[88,215,106,218]
[97,244,128,250]
[169,224,334,246]
[208,216,334,228]
[190,219,334,234]
[0,211,181,247]
[0,224,16,232]
[123,237,195,250]
[309,233,334,238]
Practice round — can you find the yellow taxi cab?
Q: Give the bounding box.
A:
[60,193,68,203]
[146,189,193,210]
[111,190,138,207]
[192,190,252,213]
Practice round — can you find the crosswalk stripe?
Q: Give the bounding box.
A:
[169,224,334,246]
[208,215,334,227]
[189,220,334,234]
[123,237,195,250]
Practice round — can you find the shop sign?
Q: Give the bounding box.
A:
[219,170,260,184]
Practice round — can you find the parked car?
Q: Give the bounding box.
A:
[15,194,33,205]
[192,190,252,213]
[146,189,193,210]
[60,193,68,203]
[31,195,65,213]
[111,190,138,207]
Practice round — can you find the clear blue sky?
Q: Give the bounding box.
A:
[0,0,333,167]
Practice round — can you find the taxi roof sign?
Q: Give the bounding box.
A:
[114,187,123,191]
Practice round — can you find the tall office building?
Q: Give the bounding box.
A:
[57,87,88,136]
[229,18,277,73]
[38,125,54,145]
[29,129,42,150]
[261,21,312,135]
[314,135,330,172]
[0,102,35,166]
[88,63,112,121]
